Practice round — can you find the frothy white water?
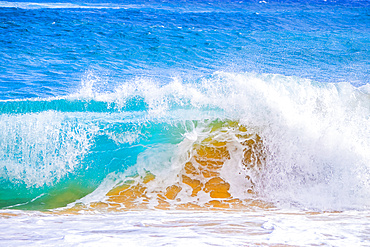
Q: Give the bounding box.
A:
[1,209,369,246]
[215,73,370,210]
[202,73,370,210]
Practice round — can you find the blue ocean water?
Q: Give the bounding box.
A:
[1,0,369,100]
[0,0,369,212]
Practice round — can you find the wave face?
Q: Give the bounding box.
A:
[0,72,369,211]
[0,1,369,212]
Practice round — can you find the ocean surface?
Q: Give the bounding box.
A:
[0,0,370,246]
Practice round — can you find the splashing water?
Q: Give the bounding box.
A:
[0,72,369,212]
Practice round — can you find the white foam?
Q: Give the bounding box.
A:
[0,209,369,246]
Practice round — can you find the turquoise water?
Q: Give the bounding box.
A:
[0,0,369,212]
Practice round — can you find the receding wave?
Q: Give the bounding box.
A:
[0,72,369,212]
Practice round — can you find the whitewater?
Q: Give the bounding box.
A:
[0,1,369,246]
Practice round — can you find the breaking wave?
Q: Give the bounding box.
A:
[0,72,369,211]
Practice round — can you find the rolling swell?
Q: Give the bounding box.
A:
[0,72,369,211]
